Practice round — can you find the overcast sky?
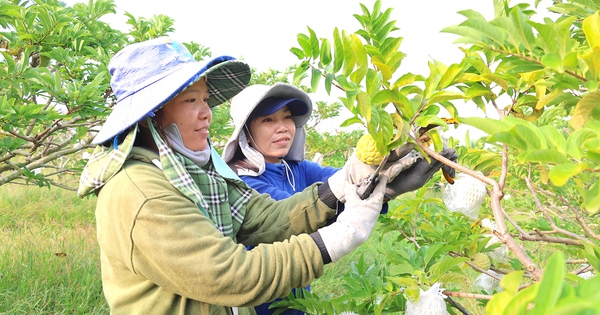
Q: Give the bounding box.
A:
[64,0,505,74]
[62,0,554,137]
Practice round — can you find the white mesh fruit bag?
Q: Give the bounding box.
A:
[443,172,487,219]
[481,218,509,263]
[472,270,503,294]
[405,282,450,315]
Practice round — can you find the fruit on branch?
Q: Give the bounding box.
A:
[471,253,491,271]
[356,133,385,166]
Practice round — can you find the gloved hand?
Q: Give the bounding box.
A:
[317,175,387,262]
[385,147,458,200]
[327,143,420,202]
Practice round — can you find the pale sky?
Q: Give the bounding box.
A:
[65,0,504,74]
[63,0,554,138]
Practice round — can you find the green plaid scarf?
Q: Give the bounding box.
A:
[78,122,252,238]
[78,124,138,197]
[148,120,251,237]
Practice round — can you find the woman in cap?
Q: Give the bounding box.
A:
[223,83,338,202]
[77,37,389,315]
[222,83,458,315]
[223,83,338,315]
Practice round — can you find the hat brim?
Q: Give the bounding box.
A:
[92,58,250,145]
[222,83,312,164]
[250,98,309,120]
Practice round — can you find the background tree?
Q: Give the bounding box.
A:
[0,0,212,190]
[278,0,600,314]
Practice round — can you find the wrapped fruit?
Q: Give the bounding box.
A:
[481,218,510,263]
[442,172,487,219]
[472,270,503,294]
[356,133,385,165]
[405,282,449,315]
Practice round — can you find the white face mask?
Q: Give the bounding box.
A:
[164,123,211,166]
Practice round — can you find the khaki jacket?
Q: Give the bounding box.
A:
[95,147,335,314]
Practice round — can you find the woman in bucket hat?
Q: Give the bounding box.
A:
[77,37,389,315]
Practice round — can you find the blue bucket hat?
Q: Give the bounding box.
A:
[92,36,251,145]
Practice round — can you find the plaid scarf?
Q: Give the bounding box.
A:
[78,122,252,238]
[148,120,251,237]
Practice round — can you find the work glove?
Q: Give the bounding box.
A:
[327,143,420,202]
[385,147,458,200]
[317,175,387,262]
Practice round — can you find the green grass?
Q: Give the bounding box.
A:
[0,184,108,314]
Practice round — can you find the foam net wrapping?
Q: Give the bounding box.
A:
[442,172,487,219]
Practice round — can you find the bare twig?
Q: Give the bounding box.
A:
[525,176,590,244]
[443,290,492,300]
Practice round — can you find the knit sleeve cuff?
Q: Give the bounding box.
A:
[318,181,339,209]
[309,231,332,265]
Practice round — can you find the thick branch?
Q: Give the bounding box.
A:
[415,138,542,280]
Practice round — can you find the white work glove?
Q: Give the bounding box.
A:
[328,143,421,202]
[317,175,387,262]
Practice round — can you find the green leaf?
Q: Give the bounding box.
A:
[340,116,363,127]
[503,284,539,315]
[310,68,321,93]
[307,26,320,59]
[458,116,510,136]
[501,270,525,295]
[541,53,564,73]
[548,163,583,186]
[583,180,600,214]
[350,34,368,84]
[293,61,309,85]
[491,131,528,151]
[429,256,470,282]
[427,91,465,105]
[540,125,567,154]
[460,9,507,46]
[297,33,312,57]
[422,243,452,270]
[357,92,372,123]
[441,25,486,44]
[437,63,464,90]
[465,83,496,100]
[415,115,447,129]
[510,6,536,51]
[583,11,600,48]
[319,38,332,66]
[531,21,558,55]
[342,30,356,77]
[519,149,569,165]
[289,46,305,60]
[570,90,600,130]
[567,129,597,160]
[529,252,565,315]
[333,28,344,73]
[509,120,547,150]
[582,242,600,272]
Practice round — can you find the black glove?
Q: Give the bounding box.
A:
[385,147,458,200]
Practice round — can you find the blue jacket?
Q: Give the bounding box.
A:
[241,160,338,201]
[241,160,337,315]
